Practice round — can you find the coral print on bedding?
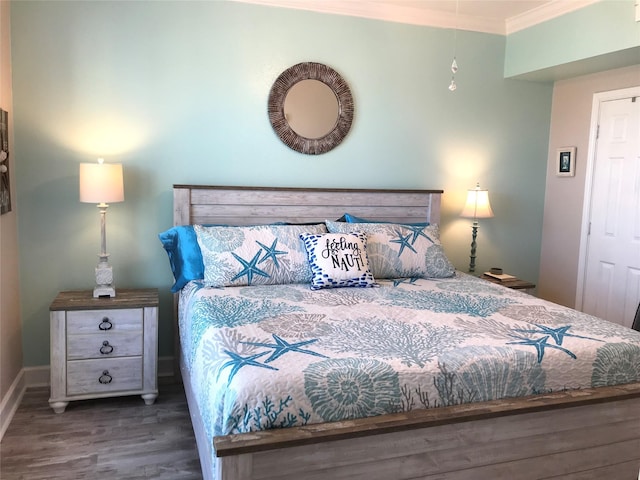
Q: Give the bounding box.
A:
[178,273,640,446]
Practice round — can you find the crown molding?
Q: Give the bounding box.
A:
[229,0,598,36]
[507,0,601,34]
[230,0,507,34]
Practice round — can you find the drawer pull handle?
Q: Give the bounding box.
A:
[99,317,113,331]
[99,341,114,355]
[98,370,113,384]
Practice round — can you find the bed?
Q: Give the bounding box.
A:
[165,184,640,480]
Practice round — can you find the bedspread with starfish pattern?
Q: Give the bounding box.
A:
[178,272,640,451]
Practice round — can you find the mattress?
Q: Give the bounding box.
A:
[179,272,640,447]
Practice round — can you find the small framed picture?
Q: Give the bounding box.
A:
[556,147,576,177]
[0,108,10,215]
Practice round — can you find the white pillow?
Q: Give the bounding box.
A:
[325,221,455,279]
[299,231,376,290]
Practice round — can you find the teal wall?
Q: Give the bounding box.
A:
[505,0,639,78]
[11,1,553,367]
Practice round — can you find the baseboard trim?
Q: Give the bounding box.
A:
[23,365,50,387]
[0,357,176,441]
[159,356,176,379]
[0,369,26,442]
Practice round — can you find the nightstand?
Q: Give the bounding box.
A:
[481,274,536,292]
[49,288,159,413]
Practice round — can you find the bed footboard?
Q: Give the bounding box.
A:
[214,383,640,480]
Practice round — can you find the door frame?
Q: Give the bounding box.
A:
[575,85,640,311]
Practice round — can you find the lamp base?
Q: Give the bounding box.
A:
[94,258,116,298]
[468,222,479,273]
[93,285,116,298]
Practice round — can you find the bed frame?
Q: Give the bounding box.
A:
[173,184,640,480]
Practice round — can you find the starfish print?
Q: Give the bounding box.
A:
[515,324,602,346]
[256,239,287,269]
[390,229,417,257]
[218,350,278,384]
[231,250,270,285]
[404,226,433,245]
[242,334,328,363]
[507,335,577,363]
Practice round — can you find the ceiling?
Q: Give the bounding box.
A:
[233,0,599,34]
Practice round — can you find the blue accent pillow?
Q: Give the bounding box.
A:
[300,231,376,290]
[158,226,204,293]
[342,213,429,227]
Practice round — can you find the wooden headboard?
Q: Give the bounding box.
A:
[173,185,443,226]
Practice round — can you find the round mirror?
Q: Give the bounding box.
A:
[268,62,354,155]
[284,80,339,139]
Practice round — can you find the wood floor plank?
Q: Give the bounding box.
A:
[0,381,202,480]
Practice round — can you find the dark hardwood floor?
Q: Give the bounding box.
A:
[0,380,202,479]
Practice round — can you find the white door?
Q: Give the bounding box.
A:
[581,95,640,328]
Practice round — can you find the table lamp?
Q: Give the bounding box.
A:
[79,158,124,297]
[460,182,494,273]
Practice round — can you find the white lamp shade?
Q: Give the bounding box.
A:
[79,162,124,204]
[461,187,494,219]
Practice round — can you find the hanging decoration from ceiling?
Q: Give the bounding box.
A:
[448,0,459,92]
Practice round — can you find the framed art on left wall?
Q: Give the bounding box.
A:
[0,108,10,214]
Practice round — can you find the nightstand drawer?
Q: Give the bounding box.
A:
[67,333,143,360]
[67,308,143,335]
[67,357,143,395]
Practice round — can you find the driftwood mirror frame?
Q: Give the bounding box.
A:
[267,62,354,155]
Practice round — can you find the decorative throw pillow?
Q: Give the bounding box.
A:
[325,221,455,279]
[194,223,327,287]
[158,225,205,293]
[299,231,376,290]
